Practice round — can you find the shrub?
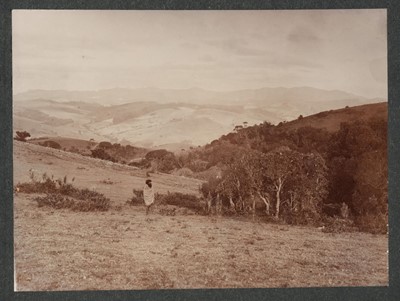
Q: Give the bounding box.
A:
[14,131,31,142]
[159,192,203,212]
[98,141,113,149]
[16,172,110,212]
[34,193,110,212]
[91,148,116,162]
[145,149,171,160]
[40,140,62,150]
[172,167,194,177]
[127,189,163,206]
[17,172,58,194]
[34,193,75,209]
[127,189,144,206]
[321,216,359,233]
[355,212,387,234]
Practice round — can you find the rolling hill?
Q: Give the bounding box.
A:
[279,102,387,133]
[13,87,385,150]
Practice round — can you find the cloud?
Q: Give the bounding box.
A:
[369,57,387,84]
[287,27,322,44]
[180,42,199,50]
[206,38,268,57]
[198,54,215,62]
[12,10,386,98]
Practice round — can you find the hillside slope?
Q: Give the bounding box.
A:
[280,102,387,133]
[14,141,203,205]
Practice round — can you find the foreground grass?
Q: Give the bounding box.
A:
[14,193,388,291]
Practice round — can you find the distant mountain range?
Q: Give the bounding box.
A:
[13,87,386,150]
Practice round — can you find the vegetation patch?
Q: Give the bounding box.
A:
[159,192,204,212]
[126,189,163,206]
[321,217,359,233]
[39,140,62,150]
[16,171,110,212]
[127,189,203,214]
[33,193,110,212]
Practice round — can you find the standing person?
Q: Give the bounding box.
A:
[143,179,154,215]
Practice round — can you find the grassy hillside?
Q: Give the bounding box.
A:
[14,141,203,205]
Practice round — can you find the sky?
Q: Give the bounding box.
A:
[12,9,387,98]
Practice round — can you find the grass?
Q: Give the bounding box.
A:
[14,191,388,290]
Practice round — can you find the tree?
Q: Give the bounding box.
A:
[259,147,302,218]
[351,149,387,233]
[200,176,222,214]
[281,152,328,223]
[259,147,328,221]
[217,153,251,212]
[98,141,113,149]
[326,117,387,227]
[233,150,272,215]
[144,149,178,173]
[14,131,31,142]
[91,148,114,161]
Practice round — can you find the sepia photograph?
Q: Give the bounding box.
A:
[12,9,388,291]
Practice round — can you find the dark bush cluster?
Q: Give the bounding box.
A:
[159,192,203,212]
[91,148,117,162]
[90,141,142,165]
[16,172,110,212]
[34,192,109,212]
[126,189,163,206]
[354,212,388,234]
[126,189,203,213]
[17,177,58,194]
[321,217,359,233]
[127,189,144,206]
[39,140,62,150]
[14,131,31,142]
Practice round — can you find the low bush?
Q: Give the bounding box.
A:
[321,216,359,233]
[14,131,31,142]
[40,140,62,150]
[126,189,163,206]
[17,177,58,194]
[127,189,144,206]
[159,192,203,212]
[354,212,387,234]
[34,193,110,212]
[16,171,110,212]
[90,148,117,162]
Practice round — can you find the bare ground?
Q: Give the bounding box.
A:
[13,141,388,290]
